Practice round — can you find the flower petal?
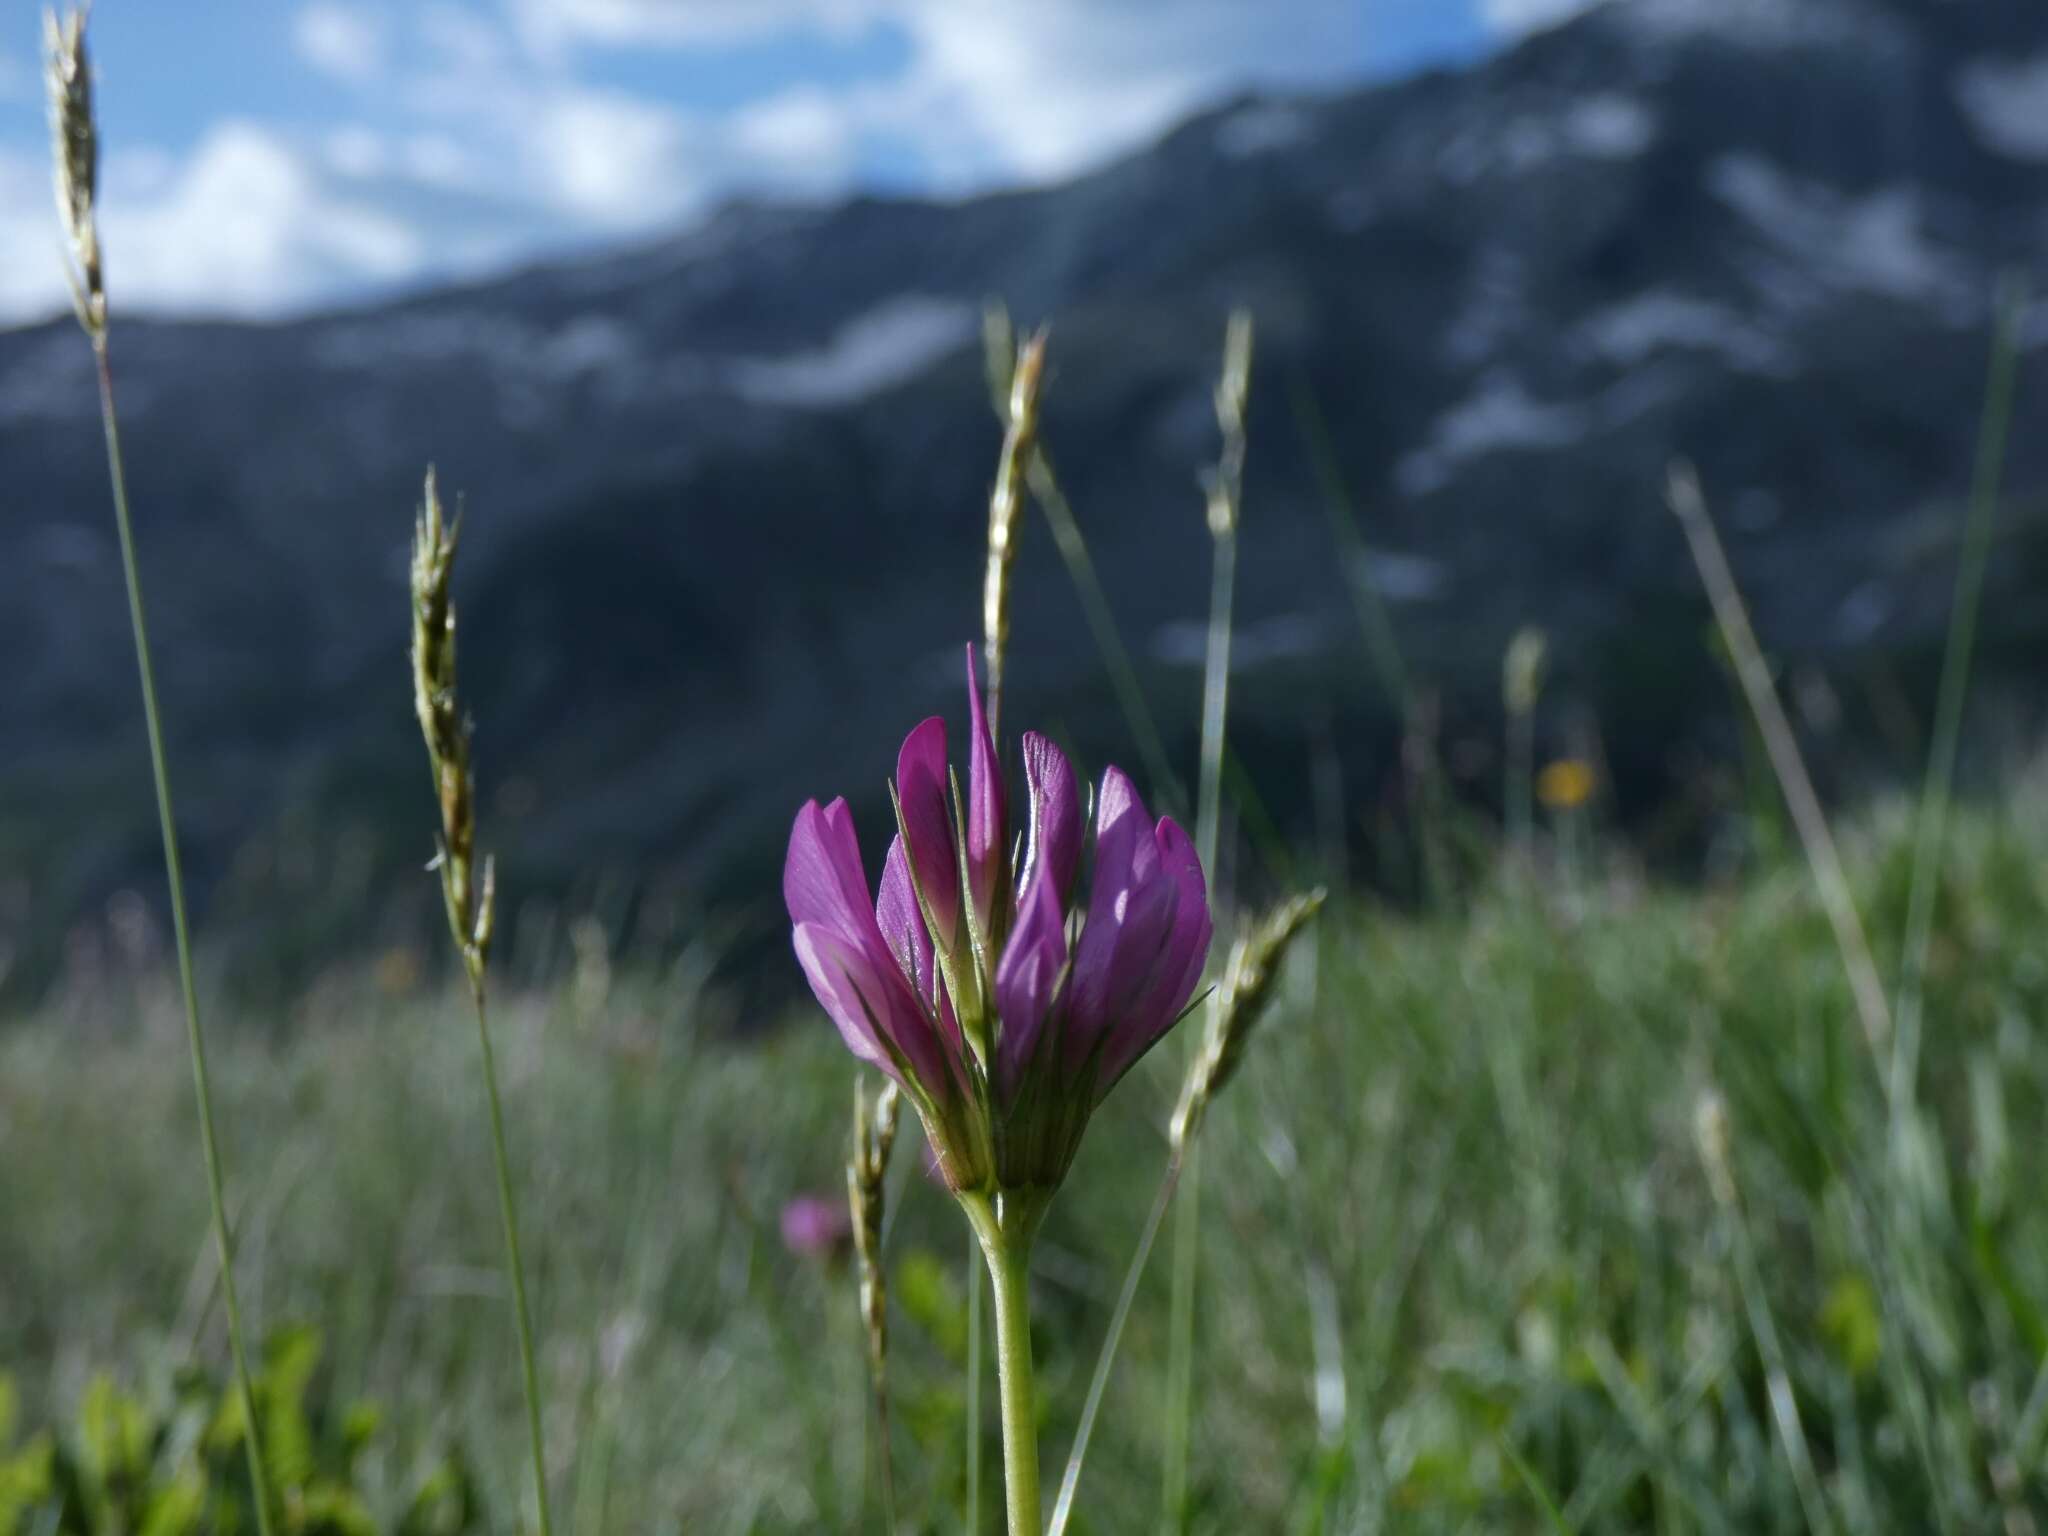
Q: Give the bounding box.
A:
[1064,767,1176,1068]
[1096,815,1212,1088]
[784,798,876,944]
[791,921,900,1079]
[794,919,951,1092]
[994,855,1068,1098]
[1020,731,1082,910]
[894,716,958,949]
[964,645,1006,929]
[876,835,936,1003]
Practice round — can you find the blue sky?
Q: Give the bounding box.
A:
[0,0,1579,321]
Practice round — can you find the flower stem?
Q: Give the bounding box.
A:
[967,1224,984,1530]
[466,977,555,1536]
[93,343,277,1536]
[965,1193,1046,1536]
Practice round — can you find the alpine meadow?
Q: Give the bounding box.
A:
[4,2,2048,1533]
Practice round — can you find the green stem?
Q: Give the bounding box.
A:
[468,978,555,1536]
[1890,277,2024,1123]
[1161,1147,1200,1532]
[93,343,277,1536]
[966,1193,1046,1536]
[968,1224,984,1531]
[1193,523,1236,876]
[1049,1157,1181,1536]
[1165,502,1234,1534]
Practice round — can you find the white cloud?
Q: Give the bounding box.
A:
[0,0,1376,320]
[496,0,1369,185]
[529,89,694,224]
[324,125,389,178]
[1480,0,1598,33]
[0,123,423,320]
[295,3,389,85]
[730,88,863,184]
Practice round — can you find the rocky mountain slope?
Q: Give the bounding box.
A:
[4,0,2046,996]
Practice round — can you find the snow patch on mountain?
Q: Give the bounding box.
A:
[1955,57,2048,162]
[1216,103,1313,160]
[1399,372,1591,496]
[1708,156,1972,316]
[731,296,975,407]
[1616,0,1902,51]
[1439,93,1656,183]
[1578,290,1793,374]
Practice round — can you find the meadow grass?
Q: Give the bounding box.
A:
[6,777,2046,1532]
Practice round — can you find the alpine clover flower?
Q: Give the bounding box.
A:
[785,645,1212,1196]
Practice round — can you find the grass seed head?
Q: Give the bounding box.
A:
[45,5,105,338]
[1172,887,1326,1152]
[847,1076,901,1380]
[982,328,1047,735]
[1204,308,1255,538]
[409,468,492,978]
[1503,627,1548,718]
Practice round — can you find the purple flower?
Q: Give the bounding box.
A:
[781,1194,852,1260]
[785,646,1211,1192]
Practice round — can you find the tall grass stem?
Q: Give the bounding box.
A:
[93,345,278,1536]
[1667,467,1893,1074]
[1050,1158,1181,1536]
[1890,279,2024,1120]
[1165,310,1251,1531]
[467,979,556,1536]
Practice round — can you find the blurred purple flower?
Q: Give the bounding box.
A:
[780,1194,852,1260]
[785,646,1211,1192]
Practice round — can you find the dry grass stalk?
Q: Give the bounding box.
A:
[1172,888,1326,1153]
[847,1075,902,1525]
[982,330,1048,740]
[45,5,105,338]
[410,469,495,981]
[1667,464,1892,1069]
[406,469,551,1536]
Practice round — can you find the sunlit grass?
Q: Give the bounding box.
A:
[7,778,2046,1531]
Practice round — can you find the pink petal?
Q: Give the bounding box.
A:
[994,855,1068,1097]
[877,835,937,1004]
[784,798,876,944]
[1020,731,1082,909]
[964,645,1006,928]
[894,716,958,948]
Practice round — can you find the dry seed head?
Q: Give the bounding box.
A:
[409,468,493,976]
[1171,887,1326,1152]
[1214,307,1254,443]
[1205,308,1255,538]
[1503,627,1548,717]
[45,5,105,338]
[982,328,1047,735]
[847,1076,901,1382]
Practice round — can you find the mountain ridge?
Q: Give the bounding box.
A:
[3,0,2046,998]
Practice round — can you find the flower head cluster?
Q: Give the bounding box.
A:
[785,647,1211,1194]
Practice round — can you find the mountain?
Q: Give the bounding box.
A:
[4,0,2046,1001]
